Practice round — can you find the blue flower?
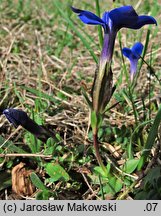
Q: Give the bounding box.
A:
[3,108,56,142]
[71,6,157,32]
[122,42,144,80]
[71,6,156,64]
[71,5,157,113]
[3,109,28,128]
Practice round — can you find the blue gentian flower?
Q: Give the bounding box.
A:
[3,108,29,128]
[3,108,56,142]
[71,5,157,113]
[71,6,157,68]
[122,42,144,80]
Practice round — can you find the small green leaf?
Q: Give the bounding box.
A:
[113,178,123,193]
[46,137,56,146]
[97,113,103,129]
[103,176,122,195]
[45,163,70,182]
[0,136,27,154]
[106,163,111,174]
[81,87,92,109]
[91,111,97,131]
[123,159,139,174]
[30,172,48,191]
[91,111,103,131]
[36,190,51,200]
[124,176,133,186]
[94,166,108,177]
[56,91,67,100]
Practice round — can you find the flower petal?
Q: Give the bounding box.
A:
[131,42,143,57]
[3,109,27,128]
[130,15,157,29]
[71,6,104,25]
[122,47,132,59]
[108,5,157,30]
[109,6,138,29]
[102,12,113,31]
[130,59,138,80]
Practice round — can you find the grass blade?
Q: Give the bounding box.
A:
[0,136,27,154]
[139,29,150,70]
[30,172,48,191]
[53,0,98,63]
[138,105,161,170]
[95,0,103,48]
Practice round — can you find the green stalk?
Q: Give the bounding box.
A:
[93,129,107,174]
[118,32,129,83]
[139,29,150,71]
[128,87,138,125]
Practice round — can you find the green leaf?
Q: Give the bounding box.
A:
[36,190,51,200]
[30,172,48,191]
[124,176,133,186]
[45,163,70,182]
[106,163,111,174]
[93,166,108,178]
[91,111,103,131]
[0,136,27,154]
[44,137,57,155]
[81,87,92,109]
[138,105,161,170]
[123,159,139,174]
[103,176,122,195]
[113,178,123,193]
[97,113,103,129]
[91,111,97,131]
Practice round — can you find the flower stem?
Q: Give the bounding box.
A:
[93,130,107,174]
[128,87,138,125]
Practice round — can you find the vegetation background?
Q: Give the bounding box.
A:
[0,0,161,200]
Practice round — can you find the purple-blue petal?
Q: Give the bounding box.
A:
[108,5,157,30]
[122,42,143,80]
[102,12,112,31]
[108,6,138,29]
[122,47,132,59]
[129,15,157,29]
[130,59,138,80]
[102,12,110,24]
[71,6,104,26]
[3,108,27,128]
[131,42,143,57]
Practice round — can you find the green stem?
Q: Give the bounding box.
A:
[128,87,138,125]
[93,131,107,174]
